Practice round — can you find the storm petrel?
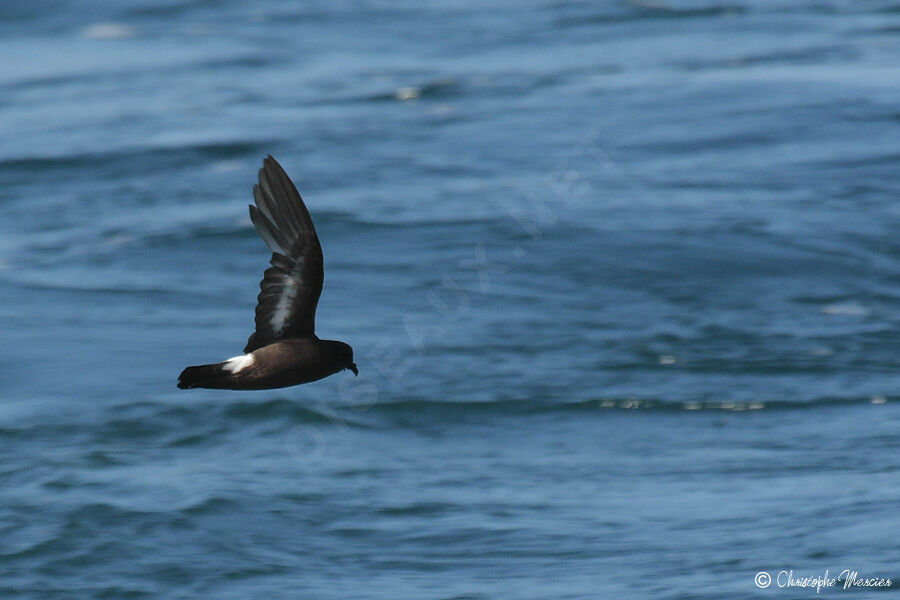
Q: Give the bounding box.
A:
[178,156,357,390]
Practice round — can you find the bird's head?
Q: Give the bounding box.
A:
[325,340,357,376]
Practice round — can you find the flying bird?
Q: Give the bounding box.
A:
[178,156,357,390]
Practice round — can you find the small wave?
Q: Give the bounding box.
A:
[673,45,858,72]
[553,3,745,28]
[0,535,63,560]
[820,302,868,316]
[336,395,893,419]
[364,78,462,103]
[0,140,273,179]
[222,397,355,426]
[65,502,159,524]
[80,23,137,40]
[178,496,241,516]
[376,501,457,517]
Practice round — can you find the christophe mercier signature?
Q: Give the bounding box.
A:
[773,569,892,592]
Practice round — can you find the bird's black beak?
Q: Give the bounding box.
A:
[348,363,358,376]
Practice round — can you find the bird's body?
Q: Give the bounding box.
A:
[179,338,354,390]
[178,156,357,390]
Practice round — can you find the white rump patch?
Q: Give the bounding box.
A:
[223,354,255,373]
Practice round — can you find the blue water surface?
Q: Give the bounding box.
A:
[1,1,899,598]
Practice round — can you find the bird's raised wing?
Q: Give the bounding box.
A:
[243,156,323,353]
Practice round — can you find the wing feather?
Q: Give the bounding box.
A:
[243,156,323,353]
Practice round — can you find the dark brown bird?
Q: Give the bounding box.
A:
[178,156,357,390]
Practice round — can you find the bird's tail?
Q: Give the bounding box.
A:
[177,363,230,389]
